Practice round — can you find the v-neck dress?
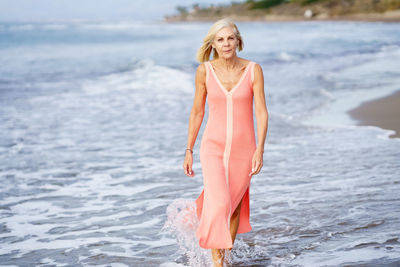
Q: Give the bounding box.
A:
[195,60,257,249]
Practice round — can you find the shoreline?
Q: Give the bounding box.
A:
[163,16,400,23]
[164,9,400,23]
[347,90,400,139]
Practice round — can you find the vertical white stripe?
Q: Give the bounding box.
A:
[224,94,233,229]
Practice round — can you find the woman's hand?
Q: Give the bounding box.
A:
[183,151,195,177]
[249,148,263,176]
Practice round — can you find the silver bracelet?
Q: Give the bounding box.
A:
[185,148,193,154]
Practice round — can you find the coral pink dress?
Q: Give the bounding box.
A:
[195,60,257,249]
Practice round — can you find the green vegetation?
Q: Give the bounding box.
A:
[301,0,327,4]
[248,0,287,9]
[175,6,188,15]
[247,0,329,9]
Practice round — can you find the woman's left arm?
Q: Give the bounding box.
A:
[250,63,269,176]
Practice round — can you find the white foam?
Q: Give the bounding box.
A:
[159,262,186,267]
[9,24,35,31]
[40,257,68,266]
[162,198,213,267]
[80,22,147,30]
[278,52,294,61]
[41,24,68,30]
[81,59,192,96]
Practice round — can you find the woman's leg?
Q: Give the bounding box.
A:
[211,248,225,267]
[211,195,244,266]
[216,200,243,266]
[229,196,243,248]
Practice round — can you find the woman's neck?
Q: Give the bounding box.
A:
[216,56,240,71]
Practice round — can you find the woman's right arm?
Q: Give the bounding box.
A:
[183,63,207,177]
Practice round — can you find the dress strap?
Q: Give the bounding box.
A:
[250,61,256,84]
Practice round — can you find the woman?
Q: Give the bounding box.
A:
[182,17,269,266]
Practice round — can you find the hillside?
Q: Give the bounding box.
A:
[164,0,400,22]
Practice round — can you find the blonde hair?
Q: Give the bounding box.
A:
[196,17,244,63]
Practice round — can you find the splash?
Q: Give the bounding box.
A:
[162,198,214,266]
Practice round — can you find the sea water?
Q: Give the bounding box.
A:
[0,20,400,266]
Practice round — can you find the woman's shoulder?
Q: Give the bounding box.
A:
[249,59,259,65]
[238,57,257,67]
[241,58,261,70]
[197,62,207,71]
[195,62,207,79]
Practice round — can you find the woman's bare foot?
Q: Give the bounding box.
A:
[211,248,225,267]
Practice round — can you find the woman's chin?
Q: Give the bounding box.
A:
[221,54,235,60]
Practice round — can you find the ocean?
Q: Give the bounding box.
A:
[0,20,400,266]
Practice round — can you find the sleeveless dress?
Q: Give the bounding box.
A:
[195,60,257,249]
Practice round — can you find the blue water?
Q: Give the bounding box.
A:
[0,20,400,266]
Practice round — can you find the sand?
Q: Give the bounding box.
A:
[348,90,400,139]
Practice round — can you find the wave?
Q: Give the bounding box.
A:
[80,58,193,96]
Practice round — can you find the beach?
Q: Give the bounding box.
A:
[348,90,400,139]
[1,20,400,266]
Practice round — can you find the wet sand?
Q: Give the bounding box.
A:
[348,90,400,139]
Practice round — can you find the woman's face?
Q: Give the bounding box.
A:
[212,26,239,60]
